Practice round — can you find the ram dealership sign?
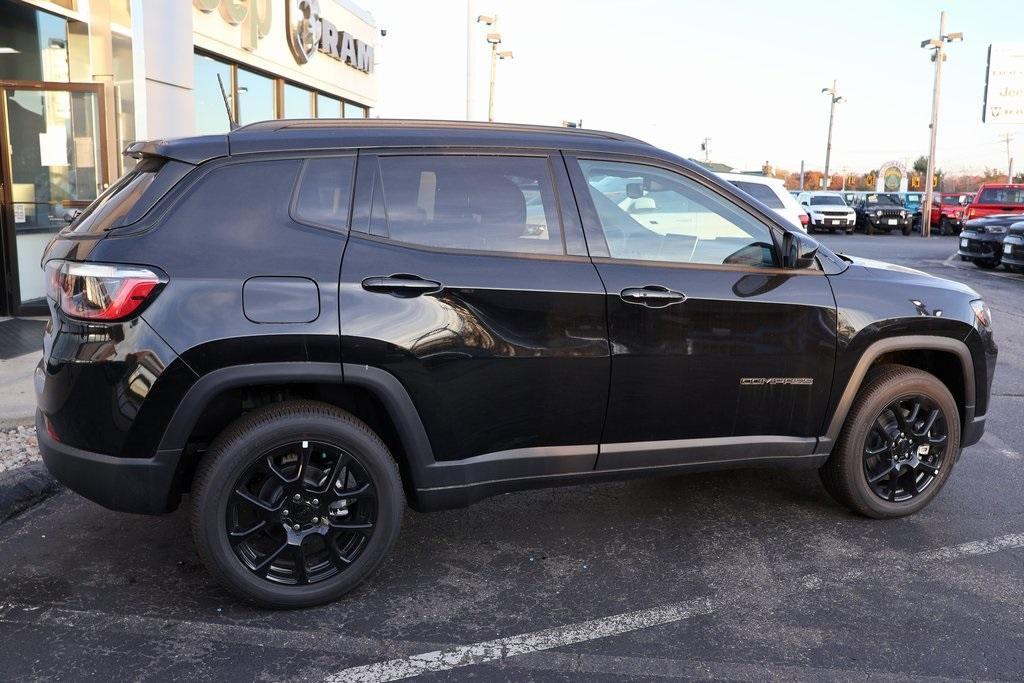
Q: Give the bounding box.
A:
[984,43,1024,124]
[288,0,374,72]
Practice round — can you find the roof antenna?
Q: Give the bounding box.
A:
[217,73,240,131]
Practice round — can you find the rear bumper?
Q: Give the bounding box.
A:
[809,216,855,228]
[37,410,181,514]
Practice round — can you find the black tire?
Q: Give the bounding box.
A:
[845,229,854,235]
[190,400,404,608]
[939,217,950,236]
[819,365,960,519]
[866,221,875,236]
[975,259,999,269]
[901,224,912,236]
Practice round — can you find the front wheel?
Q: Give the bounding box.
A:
[190,400,405,608]
[975,259,1000,269]
[901,224,912,236]
[819,365,959,518]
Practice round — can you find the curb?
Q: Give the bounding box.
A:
[0,414,34,430]
[0,462,60,523]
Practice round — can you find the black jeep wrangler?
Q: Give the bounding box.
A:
[38,120,997,608]
[853,192,913,235]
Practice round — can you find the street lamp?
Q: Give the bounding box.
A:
[465,11,496,120]
[919,11,962,237]
[821,81,845,192]
[486,30,512,122]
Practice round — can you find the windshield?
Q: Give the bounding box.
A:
[941,195,961,205]
[864,193,900,206]
[729,181,784,209]
[809,196,845,206]
[905,193,922,203]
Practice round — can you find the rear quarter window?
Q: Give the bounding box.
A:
[292,157,356,232]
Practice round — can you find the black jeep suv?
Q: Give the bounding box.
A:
[853,193,913,235]
[37,120,997,608]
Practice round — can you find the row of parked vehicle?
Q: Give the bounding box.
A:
[955,185,1024,272]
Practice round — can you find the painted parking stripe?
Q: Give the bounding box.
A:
[324,531,1024,682]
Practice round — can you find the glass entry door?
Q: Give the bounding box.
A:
[0,82,106,314]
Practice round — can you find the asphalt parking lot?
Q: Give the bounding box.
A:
[1,233,1023,681]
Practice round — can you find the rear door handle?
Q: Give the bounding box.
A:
[361,274,443,297]
[619,285,687,308]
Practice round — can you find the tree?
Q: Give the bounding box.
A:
[913,155,929,175]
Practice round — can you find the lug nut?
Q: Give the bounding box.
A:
[312,517,319,524]
[293,493,302,501]
[292,524,300,531]
[282,509,289,516]
[312,498,319,505]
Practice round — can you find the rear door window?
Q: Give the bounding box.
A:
[978,188,1024,204]
[371,155,565,255]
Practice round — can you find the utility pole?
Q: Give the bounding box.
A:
[700,137,711,162]
[821,80,844,191]
[1000,132,1015,181]
[465,0,474,119]
[799,160,805,191]
[919,12,963,237]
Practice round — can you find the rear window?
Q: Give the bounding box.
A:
[729,181,784,209]
[978,188,1024,205]
[66,158,166,235]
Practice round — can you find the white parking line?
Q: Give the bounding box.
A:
[982,433,1023,460]
[323,531,1024,682]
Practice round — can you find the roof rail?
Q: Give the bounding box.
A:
[231,118,649,145]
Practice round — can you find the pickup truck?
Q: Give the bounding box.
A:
[964,184,1024,222]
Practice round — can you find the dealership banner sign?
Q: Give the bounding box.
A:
[984,43,1024,124]
[875,160,908,193]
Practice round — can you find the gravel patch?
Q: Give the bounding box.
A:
[0,424,39,474]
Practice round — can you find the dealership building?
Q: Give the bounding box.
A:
[0,0,378,316]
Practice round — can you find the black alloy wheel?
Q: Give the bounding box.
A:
[227,441,377,585]
[819,364,960,518]
[862,395,948,503]
[191,401,404,608]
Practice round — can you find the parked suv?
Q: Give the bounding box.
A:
[957,214,1024,269]
[38,120,997,608]
[853,193,913,235]
[1000,220,1024,272]
[796,191,856,233]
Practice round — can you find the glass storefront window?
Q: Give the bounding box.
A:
[316,93,342,118]
[236,67,275,126]
[194,53,233,135]
[344,101,368,119]
[0,0,70,82]
[112,34,136,173]
[283,83,314,119]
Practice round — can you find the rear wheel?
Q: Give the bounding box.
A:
[938,217,951,236]
[819,365,959,518]
[190,400,404,608]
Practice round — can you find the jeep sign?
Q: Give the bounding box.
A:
[287,0,374,72]
[983,43,1024,124]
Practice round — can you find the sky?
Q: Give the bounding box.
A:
[364,0,1023,176]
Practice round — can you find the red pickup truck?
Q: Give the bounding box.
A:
[930,192,973,234]
[965,184,1024,221]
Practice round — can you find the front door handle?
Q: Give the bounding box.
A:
[619,285,686,308]
[361,274,443,297]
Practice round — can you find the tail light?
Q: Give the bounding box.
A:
[799,212,809,227]
[44,261,166,321]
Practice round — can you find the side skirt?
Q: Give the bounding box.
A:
[414,436,823,512]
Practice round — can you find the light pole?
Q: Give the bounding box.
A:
[821,81,844,192]
[486,30,512,122]
[919,12,962,237]
[468,12,494,120]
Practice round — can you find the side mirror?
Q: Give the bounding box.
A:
[625,182,644,199]
[800,200,809,206]
[782,231,818,269]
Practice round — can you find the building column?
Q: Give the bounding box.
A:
[130,0,195,140]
